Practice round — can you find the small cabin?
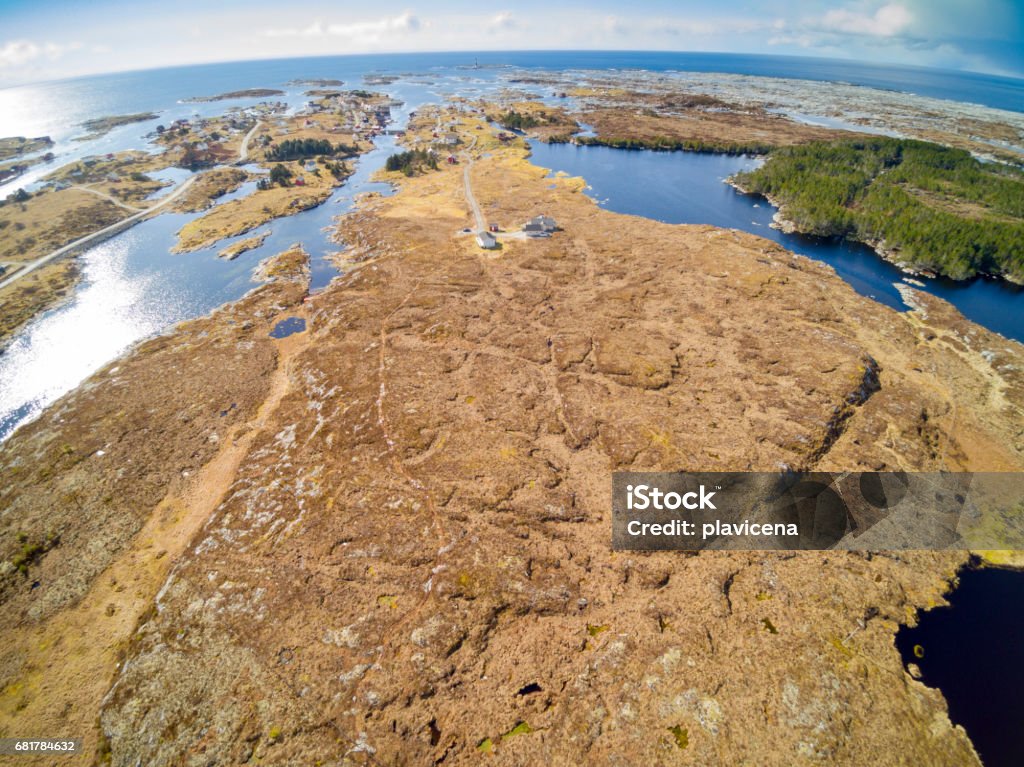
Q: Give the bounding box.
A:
[523,215,558,237]
[476,231,498,249]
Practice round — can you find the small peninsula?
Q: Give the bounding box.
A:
[732,138,1024,282]
[0,135,53,162]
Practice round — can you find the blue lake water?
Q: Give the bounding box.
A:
[1,52,1023,443]
[269,317,306,339]
[527,141,1024,341]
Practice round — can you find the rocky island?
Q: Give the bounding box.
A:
[75,112,159,141]
[184,88,286,102]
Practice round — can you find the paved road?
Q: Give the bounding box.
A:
[237,120,263,164]
[0,174,198,292]
[1,121,261,294]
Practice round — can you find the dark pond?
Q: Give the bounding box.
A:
[269,317,306,339]
[895,566,1024,766]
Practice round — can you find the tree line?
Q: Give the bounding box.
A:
[265,138,356,161]
[733,138,1024,282]
[564,135,773,155]
[497,110,543,131]
[384,149,438,176]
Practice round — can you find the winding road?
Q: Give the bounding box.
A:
[70,185,145,212]
[0,175,198,292]
[237,120,263,164]
[0,122,263,294]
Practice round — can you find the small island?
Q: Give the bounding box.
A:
[286,78,344,87]
[184,88,285,103]
[76,112,159,141]
[218,232,268,260]
[364,73,399,85]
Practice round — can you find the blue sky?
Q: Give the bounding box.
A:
[1,1,1022,85]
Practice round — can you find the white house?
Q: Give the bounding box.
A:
[476,231,498,249]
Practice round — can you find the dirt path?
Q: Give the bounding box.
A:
[70,185,145,213]
[460,133,485,232]
[0,309,310,766]
[459,130,527,242]
[238,120,263,164]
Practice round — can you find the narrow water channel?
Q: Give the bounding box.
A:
[0,108,401,442]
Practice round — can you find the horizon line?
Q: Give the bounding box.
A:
[4,47,1024,92]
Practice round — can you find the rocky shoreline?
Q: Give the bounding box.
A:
[726,178,1019,285]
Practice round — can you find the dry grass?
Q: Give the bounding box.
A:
[0,136,52,163]
[45,150,172,202]
[173,167,338,253]
[171,167,249,213]
[581,106,862,149]
[219,232,268,260]
[0,190,126,264]
[902,184,1021,223]
[0,261,78,345]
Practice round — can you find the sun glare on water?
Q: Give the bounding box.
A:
[0,236,171,440]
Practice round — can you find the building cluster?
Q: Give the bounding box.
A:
[302,93,397,142]
[476,215,559,250]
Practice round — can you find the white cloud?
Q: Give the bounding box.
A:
[0,39,78,68]
[767,4,919,53]
[602,15,627,35]
[819,3,913,38]
[328,11,421,38]
[660,17,770,37]
[487,11,516,33]
[266,11,422,43]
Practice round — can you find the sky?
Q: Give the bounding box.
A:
[0,0,1022,86]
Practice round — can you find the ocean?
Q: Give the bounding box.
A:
[1,51,1022,144]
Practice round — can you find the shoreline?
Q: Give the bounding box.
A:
[724,177,1022,288]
